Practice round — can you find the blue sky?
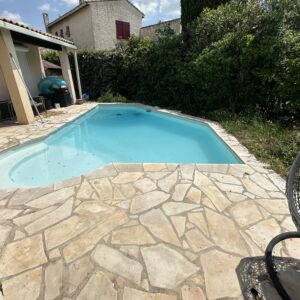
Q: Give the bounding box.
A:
[0,0,180,30]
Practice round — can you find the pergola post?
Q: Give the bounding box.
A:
[73,50,83,99]
[0,28,35,124]
[59,46,76,104]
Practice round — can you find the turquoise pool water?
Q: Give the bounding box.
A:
[0,105,242,187]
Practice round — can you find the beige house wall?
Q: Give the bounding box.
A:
[49,6,94,49]
[91,0,142,50]
[48,0,143,50]
[140,19,181,41]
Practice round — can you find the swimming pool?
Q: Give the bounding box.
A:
[0,105,242,187]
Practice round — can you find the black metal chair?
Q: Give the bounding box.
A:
[265,151,300,300]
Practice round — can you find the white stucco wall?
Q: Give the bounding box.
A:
[91,0,142,50]
[49,6,94,49]
[140,19,182,41]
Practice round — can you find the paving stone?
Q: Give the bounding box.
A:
[68,256,94,294]
[116,200,130,209]
[0,225,11,247]
[49,248,61,260]
[1,267,42,300]
[187,212,209,236]
[13,206,57,226]
[84,164,118,180]
[140,209,181,246]
[210,173,242,185]
[240,231,263,256]
[44,259,63,300]
[158,171,178,193]
[92,244,143,285]
[0,234,47,278]
[186,187,202,204]
[180,164,195,180]
[268,173,286,191]
[170,216,186,238]
[246,218,282,250]
[196,164,228,173]
[0,189,14,202]
[0,208,22,220]
[8,186,54,206]
[181,285,206,300]
[76,179,94,199]
[194,171,231,212]
[162,202,199,216]
[242,178,269,198]
[185,228,213,253]
[45,214,95,250]
[25,198,74,235]
[119,245,140,258]
[114,163,143,172]
[75,200,111,215]
[205,208,248,256]
[26,186,74,209]
[269,191,287,199]
[111,225,156,245]
[123,287,177,300]
[76,271,117,300]
[112,172,143,184]
[214,182,244,193]
[201,197,216,210]
[63,210,128,263]
[90,178,113,201]
[130,191,170,214]
[146,172,169,180]
[143,163,167,172]
[256,199,289,215]
[54,176,81,190]
[229,201,263,228]
[201,249,241,299]
[134,178,157,193]
[172,184,191,201]
[14,230,25,241]
[250,173,279,191]
[284,238,300,260]
[167,164,178,171]
[113,186,125,201]
[281,216,296,231]
[141,244,199,289]
[184,250,198,262]
[226,192,247,202]
[119,183,136,198]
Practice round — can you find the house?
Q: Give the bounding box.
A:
[0,18,81,124]
[43,0,144,50]
[140,18,181,41]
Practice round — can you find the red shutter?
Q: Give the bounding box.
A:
[116,21,130,40]
[116,21,123,39]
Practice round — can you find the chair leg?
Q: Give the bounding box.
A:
[265,231,300,300]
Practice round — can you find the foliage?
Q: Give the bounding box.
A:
[181,0,230,30]
[213,112,300,177]
[42,0,300,124]
[97,91,127,103]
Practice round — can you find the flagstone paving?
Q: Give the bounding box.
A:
[0,103,295,299]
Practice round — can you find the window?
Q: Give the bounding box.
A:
[60,29,64,37]
[55,32,58,36]
[66,26,71,37]
[116,21,130,40]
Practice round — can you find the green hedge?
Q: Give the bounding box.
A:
[43,0,300,123]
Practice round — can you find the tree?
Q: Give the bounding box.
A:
[181,0,230,31]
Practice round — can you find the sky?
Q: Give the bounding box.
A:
[0,0,181,30]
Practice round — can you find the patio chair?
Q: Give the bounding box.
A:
[265,151,300,300]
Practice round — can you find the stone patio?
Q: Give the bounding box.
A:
[0,103,297,300]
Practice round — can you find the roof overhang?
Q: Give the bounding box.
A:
[0,19,77,50]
